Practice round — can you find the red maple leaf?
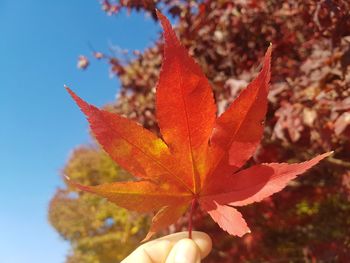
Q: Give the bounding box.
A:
[65,11,331,241]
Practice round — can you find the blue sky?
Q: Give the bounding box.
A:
[0,1,158,262]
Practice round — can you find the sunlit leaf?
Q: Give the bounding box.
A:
[66,12,331,239]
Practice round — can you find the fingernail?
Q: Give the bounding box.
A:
[174,239,200,263]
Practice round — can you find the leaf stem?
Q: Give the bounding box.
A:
[188,198,197,239]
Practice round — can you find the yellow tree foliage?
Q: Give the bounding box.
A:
[49,146,150,262]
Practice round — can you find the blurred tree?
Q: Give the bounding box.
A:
[50,0,350,262]
[49,147,149,262]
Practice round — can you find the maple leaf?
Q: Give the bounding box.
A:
[65,11,332,241]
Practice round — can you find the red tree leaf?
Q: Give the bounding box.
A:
[68,179,191,213]
[143,204,189,241]
[201,200,251,237]
[203,46,271,191]
[156,11,216,193]
[66,12,331,239]
[66,87,191,192]
[201,152,332,207]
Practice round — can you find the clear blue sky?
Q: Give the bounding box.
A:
[0,1,158,262]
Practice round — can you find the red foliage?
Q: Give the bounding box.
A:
[71,0,350,261]
[67,12,331,241]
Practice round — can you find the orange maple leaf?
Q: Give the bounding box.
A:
[65,11,331,241]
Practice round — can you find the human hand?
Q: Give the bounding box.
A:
[121,231,212,263]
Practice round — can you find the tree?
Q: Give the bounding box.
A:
[49,146,149,262]
[50,0,350,261]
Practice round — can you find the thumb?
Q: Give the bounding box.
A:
[122,231,212,263]
[165,238,200,263]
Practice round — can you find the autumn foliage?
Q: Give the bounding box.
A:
[49,1,350,262]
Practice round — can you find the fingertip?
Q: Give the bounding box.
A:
[122,232,212,263]
[159,231,212,259]
[166,239,200,263]
[142,239,173,263]
[191,231,212,259]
